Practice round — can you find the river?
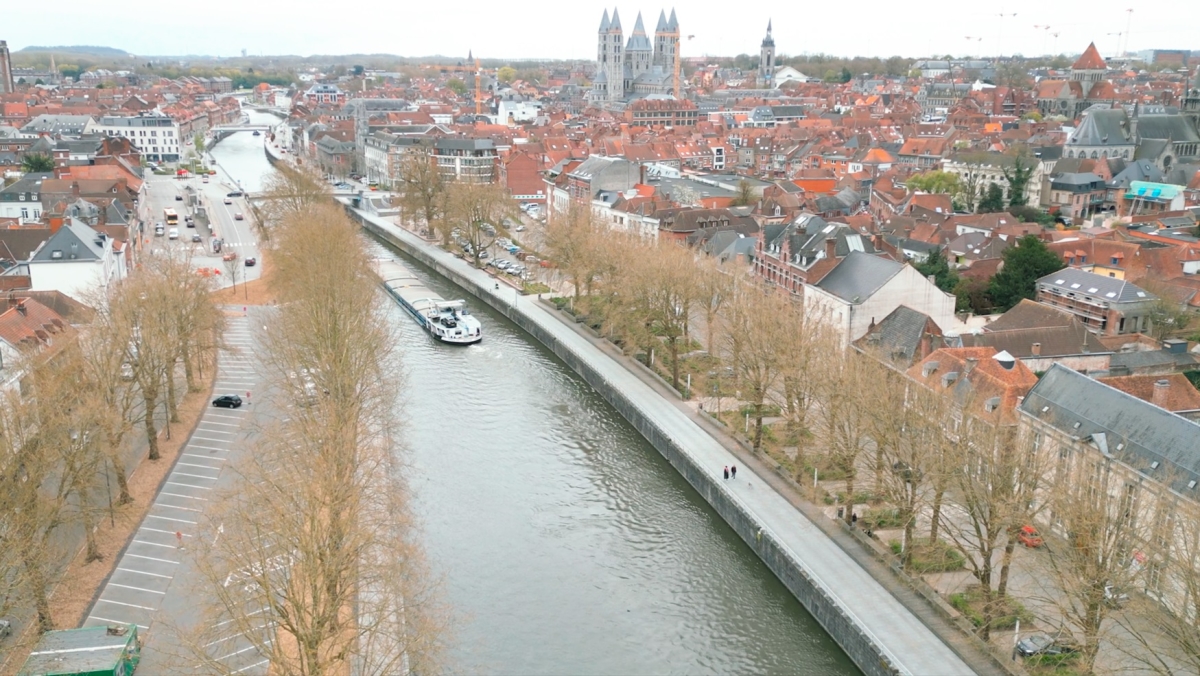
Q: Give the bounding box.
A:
[212,109,859,675]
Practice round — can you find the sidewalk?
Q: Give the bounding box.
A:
[355,205,986,676]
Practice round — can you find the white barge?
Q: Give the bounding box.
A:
[376,258,482,344]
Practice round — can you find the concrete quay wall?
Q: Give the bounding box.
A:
[350,207,974,676]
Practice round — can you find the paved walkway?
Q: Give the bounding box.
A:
[355,207,983,676]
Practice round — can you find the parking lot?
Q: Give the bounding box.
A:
[81,311,272,675]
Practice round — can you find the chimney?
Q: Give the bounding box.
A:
[1152,379,1171,410]
[48,215,64,234]
[71,181,80,197]
[825,237,837,259]
[16,301,26,316]
[963,357,979,375]
[922,332,933,358]
[1031,342,1042,356]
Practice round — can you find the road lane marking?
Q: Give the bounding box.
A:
[108,582,166,594]
[118,567,173,578]
[218,643,269,661]
[97,598,156,611]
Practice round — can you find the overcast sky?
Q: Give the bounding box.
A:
[7,0,1199,62]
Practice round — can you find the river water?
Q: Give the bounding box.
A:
[213,109,859,675]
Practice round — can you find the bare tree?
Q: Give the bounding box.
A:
[397,150,446,244]
[722,279,790,451]
[180,187,446,675]
[818,348,875,522]
[444,181,516,268]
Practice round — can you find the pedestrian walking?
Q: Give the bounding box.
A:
[731,465,737,478]
[723,466,729,480]
[851,512,858,528]
[175,531,184,549]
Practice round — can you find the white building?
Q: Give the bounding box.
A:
[86,112,182,162]
[26,219,126,300]
[804,252,957,345]
[941,152,1046,210]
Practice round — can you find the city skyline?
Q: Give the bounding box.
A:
[6,0,1200,62]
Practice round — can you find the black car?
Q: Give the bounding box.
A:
[212,394,243,409]
[226,191,244,197]
[175,194,183,201]
[244,257,257,267]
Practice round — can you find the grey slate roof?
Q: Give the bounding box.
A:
[815,251,904,303]
[30,219,105,263]
[20,114,94,135]
[1067,106,1131,147]
[865,306,936,364]
[626,13,652,51]
[1136,114,1200,144]
[1037,268,1155,304]
[1020,364,1200,493]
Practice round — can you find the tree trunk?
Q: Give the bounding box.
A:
[81,493,103,563]
[929,486,945,542]
[997,534,1019,599]
[901,508,915,569]
[24,550,53,633]
[753,400,765,451]
[844,472,856,524]
[182,339,197,392]
[668,336,680,390]
[166,366,179,424]
[143,388,161,461]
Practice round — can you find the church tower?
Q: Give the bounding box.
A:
[758,21,776,88]
[626,12,654,93]
[606,8,625,102]
[1070,42,1107,99]
[1184,65,1200,135]
[0,41,13,94]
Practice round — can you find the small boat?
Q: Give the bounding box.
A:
[376,258,481,344]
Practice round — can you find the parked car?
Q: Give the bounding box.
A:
[120,362,134,381]
[202,175,209,183]
[1016,633,1078,658]
[245,257,257,267]
[175,194,183,201]
[212,394,243,409]
[1105,584,1130,608]
[1018,525,1044,548]
[155,225,165,236]
[0,618,10,640]
[515,225,526,232]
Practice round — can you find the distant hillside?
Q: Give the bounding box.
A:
[17,45,129,57]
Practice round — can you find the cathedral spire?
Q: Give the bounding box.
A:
[599,8,610,33]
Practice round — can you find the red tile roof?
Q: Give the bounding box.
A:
[1073,43,1108,71]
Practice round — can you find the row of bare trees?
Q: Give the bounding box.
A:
[540,208,1200,674]
[0,253,225,637]
[179,172,444,675]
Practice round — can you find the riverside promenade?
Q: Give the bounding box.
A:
[346,202,977,676]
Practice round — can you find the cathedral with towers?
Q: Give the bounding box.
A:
[590,8,680,104]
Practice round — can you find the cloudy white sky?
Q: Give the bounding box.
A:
[6,0,1199,61]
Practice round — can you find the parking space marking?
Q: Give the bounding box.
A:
[208,412,248,418]
[187,444,230,453]
[146,514,198,524]
[195,429,235,435]
[160,491,208,500]
[232,659,270,674]
[133,540,179,549]
[192,436,237,444]
[126,553,179,564]
[218,643,268,661]
[177,462,222,472]
[200,421,241,427]
[108,582,166,594]
[118,567,173,578]
[166,481,211,490]
[97,598,156,611]
[141,526,194,536]
[172,471,219,480]
[88,615,150,630]
[182,454,224,464]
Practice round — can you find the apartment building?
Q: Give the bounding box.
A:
[86,113,182,162]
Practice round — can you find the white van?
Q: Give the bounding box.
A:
[168,228,179,240]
